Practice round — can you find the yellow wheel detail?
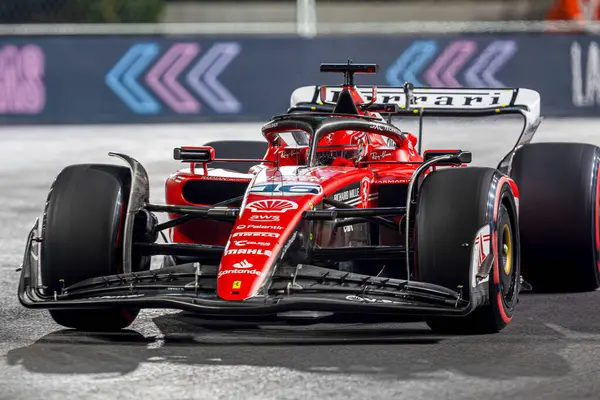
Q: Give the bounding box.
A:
[502,224,513,275]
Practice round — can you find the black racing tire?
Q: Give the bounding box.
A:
[510,142,600,292]
[415,167,520,334]
[40,164,141,331]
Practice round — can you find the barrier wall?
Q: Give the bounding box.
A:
[0,34,599,124]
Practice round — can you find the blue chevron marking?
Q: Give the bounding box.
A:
[105,43,161,114]
[385,41,438,87]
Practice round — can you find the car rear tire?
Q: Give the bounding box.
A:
[510,142,600,292]
[415,167,520,334]
[40,164,146,331]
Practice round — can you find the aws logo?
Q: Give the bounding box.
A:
[249,214,280,222]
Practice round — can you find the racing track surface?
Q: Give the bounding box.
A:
[1,119,600,400]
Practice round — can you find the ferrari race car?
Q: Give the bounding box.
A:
[17,62,600,334]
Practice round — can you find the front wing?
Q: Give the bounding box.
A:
[18,221,480,321]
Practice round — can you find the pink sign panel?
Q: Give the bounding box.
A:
[0,45,45,114]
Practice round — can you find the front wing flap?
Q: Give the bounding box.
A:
[18,220,477,319]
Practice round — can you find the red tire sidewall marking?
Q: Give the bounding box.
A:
[595,165,600,273]
[492,176,512,324]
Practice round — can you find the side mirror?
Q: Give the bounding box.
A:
[423,150,472,164]
[456,151,472,164]
[173,146,215,162]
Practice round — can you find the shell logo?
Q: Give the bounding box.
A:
[246,199,298,213]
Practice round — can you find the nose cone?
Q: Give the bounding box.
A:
[216,194,316,300]
[217,255,272,300]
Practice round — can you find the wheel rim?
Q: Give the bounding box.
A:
[502,224,513,276]
[500,221,517,305]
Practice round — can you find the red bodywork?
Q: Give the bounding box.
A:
[164,83,514,301]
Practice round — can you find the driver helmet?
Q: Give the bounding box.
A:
[316,130,367,166]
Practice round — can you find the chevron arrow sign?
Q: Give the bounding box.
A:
[464,40,517,87]
[105,43,161,115]
[386,40,517,88]
[423,40,477,87]
[187,42,242,114]
[146,43,200,114]
[385,40,438,87]
[106,42,242,115]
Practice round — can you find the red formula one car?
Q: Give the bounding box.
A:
[18,62,600,334]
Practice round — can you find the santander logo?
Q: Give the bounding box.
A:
[246,199,298,213]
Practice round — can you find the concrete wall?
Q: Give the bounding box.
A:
[163,0,557,23]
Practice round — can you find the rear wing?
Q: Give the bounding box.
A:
[291,85,540,118]
[289,85,542,174]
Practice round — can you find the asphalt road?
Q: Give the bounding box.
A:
[1,119,600,400]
